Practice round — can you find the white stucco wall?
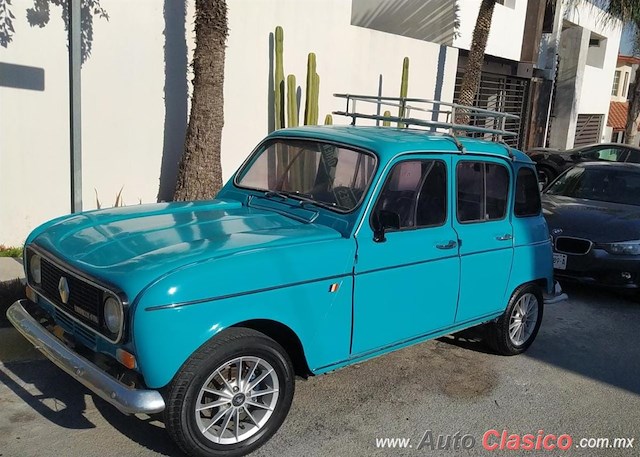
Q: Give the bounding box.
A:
[0,5,70,248]
[453,0,526,61]
[0,0,458,246]
[564,3,622,138]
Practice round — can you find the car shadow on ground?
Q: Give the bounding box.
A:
[0,360,95,430]
[0,359,184,455]
[93,397,185,457]
[439,283,640,396]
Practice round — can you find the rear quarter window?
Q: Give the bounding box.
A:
[514,167,542,217]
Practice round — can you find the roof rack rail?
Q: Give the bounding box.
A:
[332,94,520,144]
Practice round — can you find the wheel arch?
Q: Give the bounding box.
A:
[232,319,312,378]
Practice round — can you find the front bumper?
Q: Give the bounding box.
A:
[554,247,640,289]
[7,300,165,415]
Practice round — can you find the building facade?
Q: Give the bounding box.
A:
[0,0,622,246]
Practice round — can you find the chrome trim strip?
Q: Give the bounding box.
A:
[26,245,126,344]
[146,273,349,311]
[7,300,164,415]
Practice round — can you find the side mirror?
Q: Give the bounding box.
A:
[373,210,400,243]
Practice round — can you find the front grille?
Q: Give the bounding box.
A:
[53,308,97,349]
[555,236,592,255]
[40,257,103,330]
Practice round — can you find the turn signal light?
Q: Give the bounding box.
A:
[116,349,137,369]
[25,285,37,303]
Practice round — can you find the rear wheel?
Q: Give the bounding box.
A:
[488,284,544,355]
[165,328,295,457]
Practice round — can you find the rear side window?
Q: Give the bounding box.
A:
[374,160,447,229]
[514,168,542,217]
[457,161,509,223]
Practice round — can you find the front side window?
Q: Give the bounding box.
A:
[457,161,509,223]
[373,160,447,229]
[236,139,376,212]
[514,168,542,217]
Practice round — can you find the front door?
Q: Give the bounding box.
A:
[352,155,460,355]
[453,157,514,323]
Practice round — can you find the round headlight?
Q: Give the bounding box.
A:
[30,255,42,284]
[104,296,123,334]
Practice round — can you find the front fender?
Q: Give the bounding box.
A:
[133,274,353,388]
[131,237,356,388]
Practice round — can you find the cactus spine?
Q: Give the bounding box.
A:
[324,114,333,125]
[274,27,285,130]
[398,57,409,128]
[383,110,392,127]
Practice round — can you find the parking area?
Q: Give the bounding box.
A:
[1,283,639,457]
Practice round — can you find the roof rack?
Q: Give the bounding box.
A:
[332,94,520,144]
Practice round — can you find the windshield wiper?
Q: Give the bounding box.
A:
[263,190,336,211]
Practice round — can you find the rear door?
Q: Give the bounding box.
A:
[452,157,514,323]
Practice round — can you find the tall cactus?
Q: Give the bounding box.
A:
[274,26,285,130]
[383,110,392,127]
[287,74,298,128]
[304,53,319,126]
[398,57,409,128]
[324,114,333,125]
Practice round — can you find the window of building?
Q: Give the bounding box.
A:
[496,0,516,8]
[612,70,621,96]
[456,162,509,223]
[623,71,630,98]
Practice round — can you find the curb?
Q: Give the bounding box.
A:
[0,257,25,283]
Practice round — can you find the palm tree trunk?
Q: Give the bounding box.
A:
[456,0,497,123]
[625,80,640,145]
[174,0,228,201]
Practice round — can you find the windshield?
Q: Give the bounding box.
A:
[235,139,377,212]
[545,166,640,206]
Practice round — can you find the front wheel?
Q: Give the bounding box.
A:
[165,328,295,457]
[487,284,544,355]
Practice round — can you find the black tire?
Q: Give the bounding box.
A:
[165,328,295,457]
[536,165,556,189]
[487,284,544,356]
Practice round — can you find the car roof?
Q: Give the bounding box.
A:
[269,126,533,164]
[577,161,640,170]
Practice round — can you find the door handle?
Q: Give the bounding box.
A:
[496,234,513,241]
[436,240,457,250]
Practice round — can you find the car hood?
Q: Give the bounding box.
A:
[30,199,347,300]
[542,194,640,242]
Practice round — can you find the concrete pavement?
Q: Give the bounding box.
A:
[0,257,24,283]
[0,284,638,456]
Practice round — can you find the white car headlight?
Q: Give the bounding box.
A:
[602,240,640,256]
[30,255,42,284]
[103,296,123,334]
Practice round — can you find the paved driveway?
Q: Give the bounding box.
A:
[1,284,639,456]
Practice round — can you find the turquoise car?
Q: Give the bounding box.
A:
[8,98,562,457]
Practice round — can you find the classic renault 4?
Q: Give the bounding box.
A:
[8,96,562,457]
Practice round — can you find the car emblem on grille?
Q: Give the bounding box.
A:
[551,228,563,236]
[58,277,70,304]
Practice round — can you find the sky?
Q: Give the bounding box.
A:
[620,24,636,55]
